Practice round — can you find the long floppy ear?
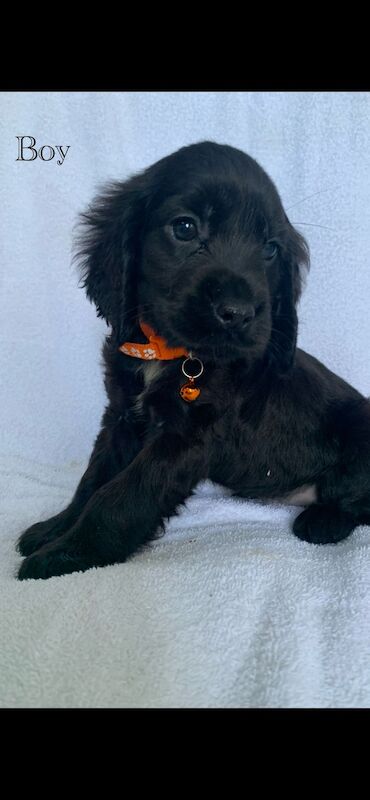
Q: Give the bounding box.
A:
[75,173,149,343]
[268,217,309,374]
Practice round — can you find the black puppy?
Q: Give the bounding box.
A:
[17,141,370,580]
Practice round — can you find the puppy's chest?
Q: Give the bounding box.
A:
[131,360,227,429]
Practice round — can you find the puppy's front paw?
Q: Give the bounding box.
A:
[17,512,75,556]
[293,504,356,544]
[18,520,55,557]
[17,546,92,581]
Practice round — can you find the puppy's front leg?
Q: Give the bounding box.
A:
[17,433,207,580]
[17,418,142,557]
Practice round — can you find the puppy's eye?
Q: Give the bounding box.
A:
[262,241,278,260]
[172,217,198,241]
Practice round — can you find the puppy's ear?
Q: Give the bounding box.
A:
[268,218,309,374]
[76,173,149,342]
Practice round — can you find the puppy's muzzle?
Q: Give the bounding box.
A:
[211,300,256,330]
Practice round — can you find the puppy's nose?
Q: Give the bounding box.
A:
[213,301,256,329]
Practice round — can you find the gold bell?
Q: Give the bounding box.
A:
[180,378,201,403]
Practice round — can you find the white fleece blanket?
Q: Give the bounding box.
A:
[1,455,370,708]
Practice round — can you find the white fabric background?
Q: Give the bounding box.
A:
[1,92,369,465]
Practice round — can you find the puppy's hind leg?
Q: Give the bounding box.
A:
[293,504,358,544]
[293,398,370,544]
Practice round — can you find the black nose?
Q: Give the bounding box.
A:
[213,301,256,329]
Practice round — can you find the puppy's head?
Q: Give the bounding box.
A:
[77,141,309,369]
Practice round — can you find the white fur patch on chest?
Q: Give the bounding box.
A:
[141,360,164,387]
[133,361,165,416]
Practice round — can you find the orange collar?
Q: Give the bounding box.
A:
[119,321,189,361]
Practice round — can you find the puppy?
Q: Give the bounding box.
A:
[17,141,370,580]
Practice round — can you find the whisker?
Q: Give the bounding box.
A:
[119,302,153,322]
[285,186,342,212]
[291,221,337,233]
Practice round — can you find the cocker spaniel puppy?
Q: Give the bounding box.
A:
[17,141,370,579]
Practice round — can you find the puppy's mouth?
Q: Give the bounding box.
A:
[181,331,261,362]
